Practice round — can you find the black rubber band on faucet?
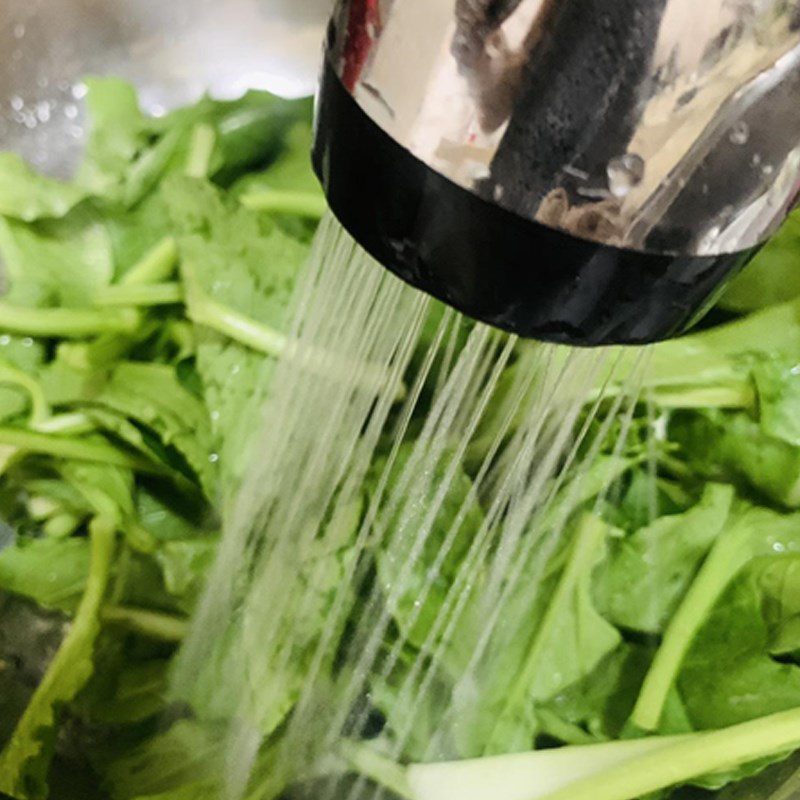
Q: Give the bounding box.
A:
[312,57,756,347]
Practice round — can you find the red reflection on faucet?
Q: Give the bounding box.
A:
[342,0,382,92]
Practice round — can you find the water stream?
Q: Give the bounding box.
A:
[175,215,653,800]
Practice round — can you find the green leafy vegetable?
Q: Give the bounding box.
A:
[0,517,115,800]
[721,212,800,312]
[631,503,800,732]
[596,483,734,635]
[0,77,314,800]
[100,720,224,800]
[0,536,90,611]
[486,514,622,754]
[681,553,800,730]
[4,72,800,800]
[0,152,87,222]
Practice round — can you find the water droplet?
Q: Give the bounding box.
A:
[0,335,11,346]
[751,153,762,167]
[10,96,23,112]
[71,82,88,100]
[729,120,750,145]
[699,225,722,251]
[210,410,220,422]
[563,164,590,181]
[471,164,491,182]
[21,337,33,348]
[231,364,241,376]
[35,101,51,123]
[774,542,787,553]
[13,23,25,39]
[64,103,78,120]
[607,153,645,198]
[493,184,505,202]
[763,164,775,176]
[209,453,220,464]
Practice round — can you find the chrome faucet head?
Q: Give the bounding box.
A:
[314,0,800,345]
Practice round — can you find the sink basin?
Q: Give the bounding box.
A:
[0,0,332,178]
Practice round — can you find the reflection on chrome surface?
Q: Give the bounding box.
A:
[327,0,800,255]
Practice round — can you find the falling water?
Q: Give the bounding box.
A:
[174,215,654,800]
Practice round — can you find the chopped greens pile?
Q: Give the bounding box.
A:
[1,80,800,800]
[0,79,319,800]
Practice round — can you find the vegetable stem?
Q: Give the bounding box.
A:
[102,606,188,642]
[540,708,800,800]
[43,512,82,539]
[121,237,179,286]
[0,302,140,339]
[0,516,115,794]
[187,291,287,358]
[0,428,163,474]
[183,263,406,399]
[122,520,158,554]
[631,522,749,731]
[27,495,62,521]
[34,412,95,435]
[58,329,148,370]
[185,123,217,179]
[0,359,49,425]
[339,740,414,800]
[651,382,756,410]
[0,444,18,476]
[94,282,184,307]
[240,189,327,220]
